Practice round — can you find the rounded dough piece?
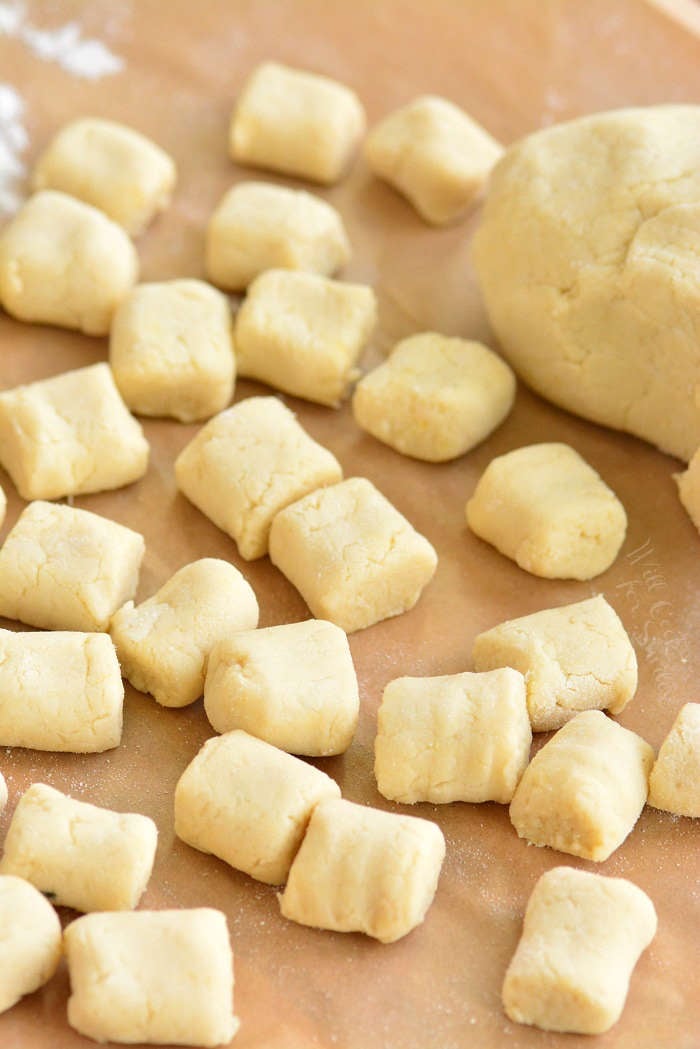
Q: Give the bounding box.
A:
[647,702,700,817]
[473,105,700,461]
[0,874,62,1015]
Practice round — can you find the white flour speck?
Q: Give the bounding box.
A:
[0,83,28,216]
[0,1,123,80]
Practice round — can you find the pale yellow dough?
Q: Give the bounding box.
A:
[648,702,700,817]
[230,61,366,184]
[0,501,145,632]
[466,442,627,579]
[0,770,7,813]
[509,710,654,861]
[204,619,359,756]
[473,105,700,461]
[0,629,123,752]
[32,117,176,235]
[0,483,5,529]
[175,396,342,560]
[235,269,377,406]
[65,909,239,1047]
[0,190,137,335]
[269,476,438,633]
[0,874,62,1015]
[109,280,235,423]
[279,797,445,943]
[174,729,340,885]
[206,181,350,291]
[0,362,149,501]
[675,448,700,534]
[0,783,157,911]
[365,95,503,225]
[502,867,657,1035]
[110,558,259,708]
[472,595,638,732]
[352,333,516,461]
[375,668,530,804]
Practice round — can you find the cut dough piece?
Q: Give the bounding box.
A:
[205,181,350,291]
[0,362,149,501]
[648,702,700,817]
[473,106,700,462]
[0,770,7,813]
[204,619,359,756]
[109,279,235,423]
[0,874,62,1015]
[174,729,340,885]
[0,190,137,335]
[509,710,654,861]
[503,866,657,1034]
[0,483,5,529]
[235,269,377,406]
[466,443,627,579]
[675,448,700,534]
[175,396,342,560]
[110,558,259,708]
[374,667,531,804]
[0,783,157,911]
[472,595,638,732]
[230,61,365,184]
[365,95,503,225]
[65,908,238,1047]
[269,476,438,633]
[280,797,445,943]
[0,500,145,632]
[352,333,516,461]
[32,117,176,235]
[0,629,123,752]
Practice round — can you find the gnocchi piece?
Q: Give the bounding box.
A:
[269,476,438,633]
[234,269,377,407]
[280,797,445,943]
[0,190,137,335]
[0,629,123,752]
[205,181,350,291]
[0,500,145,632]
[174,729,340,885]
[0,783,157,912]
[0,874,62,1015]
[466,442,627,579]
[175,396,342,560]
[648,702,700,817]
[0,362,149,501]
[32,117,176,235]
[675,448,700,535]
[230,61,365,184]
[0,483,5,529]
[365,94,503,225]
[110,558,259,708]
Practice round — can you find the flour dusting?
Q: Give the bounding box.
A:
[0,2,123,80]
[0,83,28,216]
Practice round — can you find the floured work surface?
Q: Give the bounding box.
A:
[1,1,699,1046]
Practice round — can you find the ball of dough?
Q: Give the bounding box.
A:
[473,105,700,461]
[647,702,700,817]
[0,874,62,1015]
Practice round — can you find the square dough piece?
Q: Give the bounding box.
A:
[509,710,654,861]
[503,867,657,1035]
[109,279,235,423]
[230,61,366,184]
[0,362,149,501]
[174,729,340,885]
[204,619,359,756]
[279,797,445,943]
[647,702,700,816]
[0,783,157,912]
[175,396,342,560]
[32,117,176,235]
[205,181,351,291]
[0,190,138,335]
[365,95,503,225]
[0,628,123,752]
[466,442,627,580]
[269,476,438,633]
[0,874,62,1015]
[110,558,259,708]
[64,909,239,1047]
[0,500,145,632]
[472,595,638,732]
[235,269,377,406]
[374,667,531,804]
[352,333,516,462]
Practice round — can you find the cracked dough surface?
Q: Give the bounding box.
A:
[473,105,700,461]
